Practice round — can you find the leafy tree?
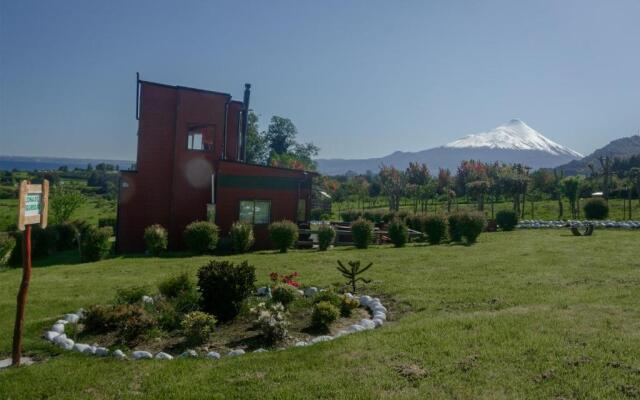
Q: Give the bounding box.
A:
[562,176,582,218]
[245,111,269,165]
[266,116,297,155]
[50,186,85,224]
[379,165,406,211]
[265,115,319,170]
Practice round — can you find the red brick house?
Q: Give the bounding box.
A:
[116,77,313,252]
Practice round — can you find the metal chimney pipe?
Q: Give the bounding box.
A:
[241,83,251,162]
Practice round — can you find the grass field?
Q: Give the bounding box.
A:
[1,230,639,399]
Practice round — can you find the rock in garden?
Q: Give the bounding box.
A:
[228,349,245,356]
[180,350,198,358]
[253,348,268,353]
[73,343,90,353]
[64,314,80,324]
[359,319,376,330]
[51,323,66,334]
[294,341,308,347]
[256,287,270,296]
[83,346,97,355]
[304,287,318,297]
[334,330,350,338]
[347,324,365,333]
[359,295,372,307]
[206,351,221,360]
[155,352,173,360]
[310,336,333,344]
[58,338,75,350]
[52,334,68,345]
[297,290,304,296]
[132,351,153,360]
[76,308,86,318]
[95,347,109,357]
[44,331,61,341]
[113,350,127,359]
[142,295,154,305]
[372,318,384,327]
[373,312,386,321]
[55,319,69,325]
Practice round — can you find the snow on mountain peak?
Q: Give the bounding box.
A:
[444,120,583,158]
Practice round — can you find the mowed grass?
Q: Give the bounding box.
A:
[1,230,639,399]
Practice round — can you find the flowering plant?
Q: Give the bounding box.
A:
[269,272,300,288]
[250,302,289,343]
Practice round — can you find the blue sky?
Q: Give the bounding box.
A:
[1,0,639,160]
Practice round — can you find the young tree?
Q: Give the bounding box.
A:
[379,165,406,211]
[562,176,582,219]
[50,186,85,224]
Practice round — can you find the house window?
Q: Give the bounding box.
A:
[297,199,306,221]
[239,200,271,224]
[187,132,204,150]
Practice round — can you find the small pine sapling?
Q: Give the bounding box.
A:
[336,260,373,293]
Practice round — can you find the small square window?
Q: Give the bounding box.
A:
[187,132,204,150]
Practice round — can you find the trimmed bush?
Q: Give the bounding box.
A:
[584,198,609,220]
[387,218,408,247]
[495,210,518,231]
[80,226,111,262]
[351,218,374,249]
[115,285,149,305]
[230,221,254,253]
[313,290,342,308]
[144,224,168,256]
[82,304,115,334]
[311,301,340,330]
[158,272,195,299]
[181,311,217,345]
[423,214,447,245]
[405,214,424,231]
[447,213,464,242]
[183,221,219,254]
[340,295,359,317]
[82,303,156,345]
[340,210,362,223]
[459,212,485,244]
[271,283,298,306]
[363,210,384,224]
[317,224,336,251]
[197,260,256,322]
[268,220,299,253]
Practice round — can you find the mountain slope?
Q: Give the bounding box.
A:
[556,135,640,175]
[316,120,582,175]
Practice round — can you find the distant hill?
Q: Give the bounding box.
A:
[556,135,640,175]
[0,155,133,171]
[316,120,582,175]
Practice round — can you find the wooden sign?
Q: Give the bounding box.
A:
[12,179,48,367]
[17,180,49,231]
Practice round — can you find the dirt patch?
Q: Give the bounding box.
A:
[395,363,428,381]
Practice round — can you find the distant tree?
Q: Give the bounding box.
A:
[265,115,320,170]
[87,163,93,171]
[58,165,69,172]
[50,186,85,224]
[379,165,406,211]
[245,111,269,165]
[562,176,582,219]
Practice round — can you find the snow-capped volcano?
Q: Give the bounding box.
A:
[445,119,583,158]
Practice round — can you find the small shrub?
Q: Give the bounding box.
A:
[197,260,256,322]
[363,210,384,224]
[172,289,201,314]
[268,220,299,253]
[382,211,397,224]
[340,210,362,223]
[340,295,360,317]
[351,218,374,249]
[158,272,195,299]
[154,298,181,331]
[183,221,219,254]
[181,311,217,345]
[423,214,447,245]
[459,212,485,244]
[82,304,115,334]
[317,224,335,251]
[54,222,79,250]
[313,290,342,308]
[405,214,424,231]
[447,213,464,242]
[80,226,111,262]
[312,301,340,330]
[251,302,289,343]
[271,283,298,306]
[144,224,168,256]
[388,218,408,247]
[111,304,157,345]
[230,221,254,253]
[584,198,609,220]
[115,285,149,305]
[495,210,518,231]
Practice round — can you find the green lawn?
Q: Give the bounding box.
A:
[1,230,639,399]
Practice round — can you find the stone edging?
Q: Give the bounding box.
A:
[42,292,387,361]
[517,219,640,230]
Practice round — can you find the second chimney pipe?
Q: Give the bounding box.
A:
[241,83,251,162]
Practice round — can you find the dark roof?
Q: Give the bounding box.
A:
[219,159,319,176]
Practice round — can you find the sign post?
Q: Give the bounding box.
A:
[12,180,48,367]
